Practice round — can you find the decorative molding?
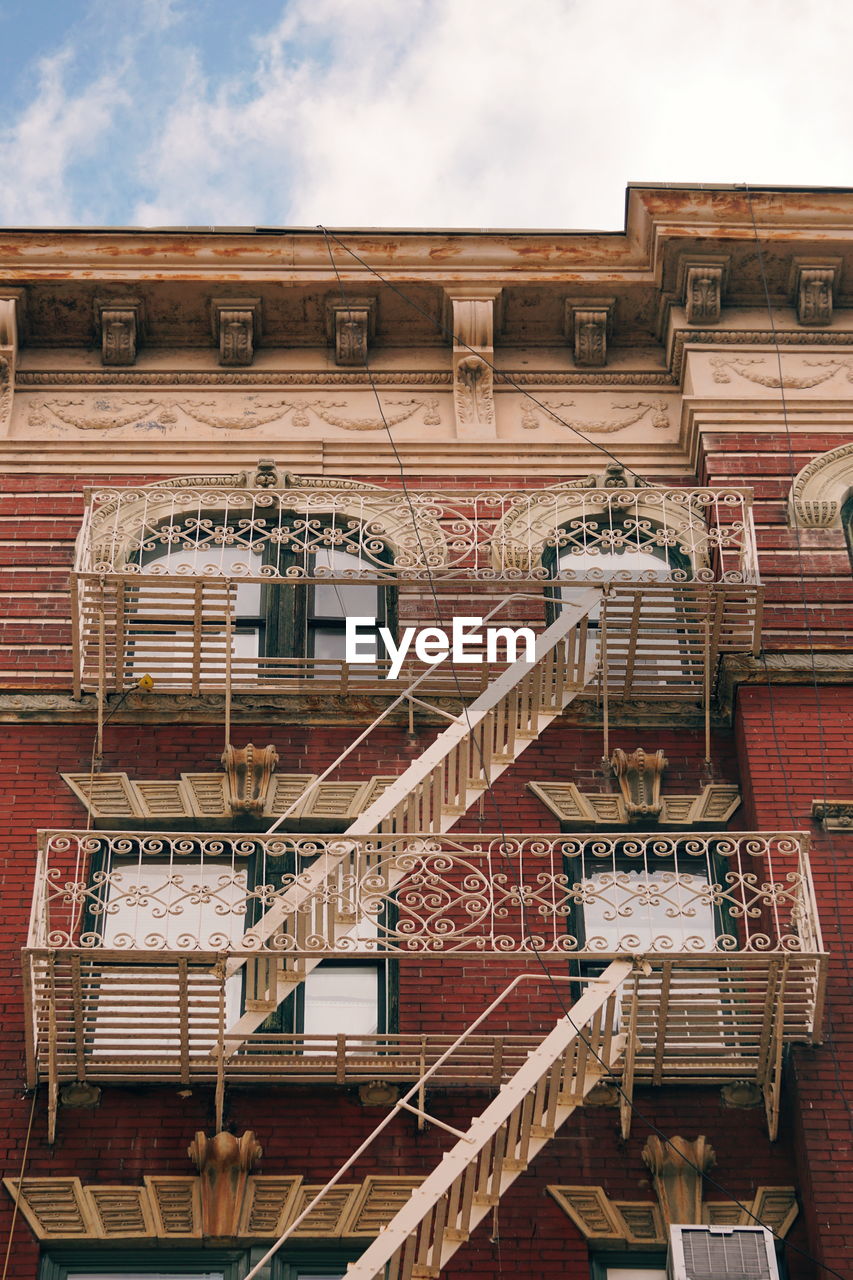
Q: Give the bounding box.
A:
[710,354,852,389]
[669,325,853,384]
[811,799,853,830]
[0,291,20,431]
[221,743,280,816]
[789,439,853,528]
[565,300,613,367]
[610,747,667,822]
[549,1181,796,1246]
[4,1172,422,1242]
[188,1131,262,1237]
[445,287,501,437]
[642,1135,715,1226]
[789,259,841,326]
[519,398,670,434]
[685,266,724,325]
[211,298,262,367]
[62,767,397,827]
[0,355,11,431]
[26,394,440,433]
[326,296,377,366]
[528,780,740,829]
[95,298,143,367]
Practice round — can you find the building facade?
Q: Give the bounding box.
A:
[0,186,851,1278]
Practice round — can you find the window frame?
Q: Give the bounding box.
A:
[39,1248,250,1280]
[134,510,397,672]
[589,1250,667,1280]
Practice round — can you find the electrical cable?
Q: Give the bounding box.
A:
[318,228,847,1279]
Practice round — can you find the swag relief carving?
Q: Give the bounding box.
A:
[26,395,443,434]
[711,355,853,389]
[520,399,670,433]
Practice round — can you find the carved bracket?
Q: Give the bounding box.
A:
[326,296,377,366]
[642,1134,715,1225]
[676,256,729,325]
[812,798,853,830]
[188,1130,262,1237]
[211,298,262,366]
[789,259,841,326]
[611,747,667,821]
[95,298,144,367]
[221,743,280,816]
[528,779,740,829]
[565,299,613,367]
[0,290,24,433]
[685,267,723,325]
[444,287,502,438]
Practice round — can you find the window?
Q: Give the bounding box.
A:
[42,1250,360,1280]
[86,843,249,1058]
[553,538,689,687]
[265,958,396,1054]
[40,1251,247,1280]
[570,843,735,1051]
[133,512,393,681]
[590,1255,667,1280]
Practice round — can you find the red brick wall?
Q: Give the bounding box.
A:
[736,684,853,1272]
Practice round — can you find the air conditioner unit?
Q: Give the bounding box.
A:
[668,1225,779,1280]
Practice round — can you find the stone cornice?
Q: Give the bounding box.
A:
[717,651,853,719]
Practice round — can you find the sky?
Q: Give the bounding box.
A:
[0,0,851,231]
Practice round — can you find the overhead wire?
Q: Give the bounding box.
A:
[317,227,847,1279]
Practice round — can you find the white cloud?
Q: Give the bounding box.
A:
[0,50,125,224]
[131,0,853,229]
[3,0,853,229]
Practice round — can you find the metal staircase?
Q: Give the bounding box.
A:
[242,960,632,1280]
[222,589,600,1053]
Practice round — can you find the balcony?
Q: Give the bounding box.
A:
[26,829,824,1133]
[71,481,762,702]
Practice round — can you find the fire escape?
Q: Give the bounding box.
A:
[24,471,826,1274]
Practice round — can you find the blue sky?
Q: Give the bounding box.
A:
[0,0,852,230]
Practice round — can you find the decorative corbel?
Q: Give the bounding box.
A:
[642,1135,716,1226]
[812,798,853,830]
[188,1130,262,1237]
[672,256,729,327]
[565,300,613,367]
[790,260,840,326]
[222,743,279,816]
[325,296,377,366]
[95,297,144,366]
[444,287,502,438]
[611,748,667,822]
[211,298,262,366]
[685,267,723,325]
[0,293,18,432]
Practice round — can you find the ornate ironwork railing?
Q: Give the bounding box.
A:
[24,830,826,1109]
[30,830,821,959]
[75,483,760,584]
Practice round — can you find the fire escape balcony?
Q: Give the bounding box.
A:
[26,829,825,1113]
[71,481,762,703]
